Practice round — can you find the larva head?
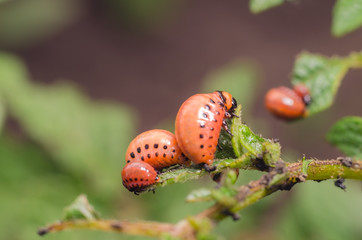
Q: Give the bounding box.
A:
[122,160,158,194]
[293,84,311,105]
[216,91,237,112]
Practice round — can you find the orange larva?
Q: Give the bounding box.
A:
[175,91,237,171]
[265,86,306,120]
[126,129,190,170]
[122,160,158,194]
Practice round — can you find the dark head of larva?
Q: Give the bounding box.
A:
[216,91,237,112]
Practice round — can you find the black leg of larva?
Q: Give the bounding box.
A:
[231,112,239,118]
[203,163,216,172]
[222,209,240,221]
[222,119,233,136]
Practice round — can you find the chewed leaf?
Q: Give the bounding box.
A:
[63,194,99,221]
[332,0,362,37]
[291,52,349,116]
[231,105,265,157]
[249,0,284,14]
[327,116,362,159]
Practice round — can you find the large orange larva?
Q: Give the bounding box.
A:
[175,91,237,171]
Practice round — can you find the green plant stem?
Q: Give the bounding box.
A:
[38,158,362,239]
[347,51,362,68]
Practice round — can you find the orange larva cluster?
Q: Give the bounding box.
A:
[265,84,311,120]
[122,91,238,194]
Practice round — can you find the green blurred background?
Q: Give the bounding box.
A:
[0,0,361,239]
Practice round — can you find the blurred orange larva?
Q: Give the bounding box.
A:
[265,86,306,120]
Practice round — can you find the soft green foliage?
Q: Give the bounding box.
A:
[332,0,362,37]
[186,188,213,203]
[249,0,284,14]
[0,98,4,134]
[0,52,137,240]
[0,0,80,47]
[231,105,265,157]
[327,116,362,159]
[0,52,136,198]
[63,195,99,221]
[278,181,362,240]
[291,52,350,116]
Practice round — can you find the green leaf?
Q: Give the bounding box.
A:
[291,52,349,116]
[249,0,284,14]
[63,195,99,221]
[326,116,362,159]
[332,0,362,37]
[231,106,265,157]
[0,52,137,197]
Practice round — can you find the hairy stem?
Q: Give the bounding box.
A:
[38,158,362,239]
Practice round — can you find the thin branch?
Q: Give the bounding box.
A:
[38,158,362,239]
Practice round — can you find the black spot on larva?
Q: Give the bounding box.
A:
[135,178,138,181]
[209,136,213,139]
[141,156,144,161]
[216,111,220,115]
[154,143,158,148]
[137,147,141,153]
[163,153,166,158]
[129,178,133,182]
[212,118,217,122]
[130,152,135,158]
[163,145,168,149]
[171,154,174,159]
[127,160,130,163]
[147,153,151,159]
[155,152,159,157]
[202,155,205,157]
[181,153,186,157]
[200,145,204,149]
[200,122,205,128]
[208,145,212,148]
[172,149,176,153]
[140,178,143,181]
[210,98,215,103]
[210,127,214,131]
[205,104,211,110]
[203,113,208,119]
[145,144,149,149]
[200,134,204,139]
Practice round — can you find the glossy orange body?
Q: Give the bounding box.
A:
[293,84,311,105]
[126,129,190,170]
[122,160,158,194]
[265,87,306,119]
[175,92,233,166]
